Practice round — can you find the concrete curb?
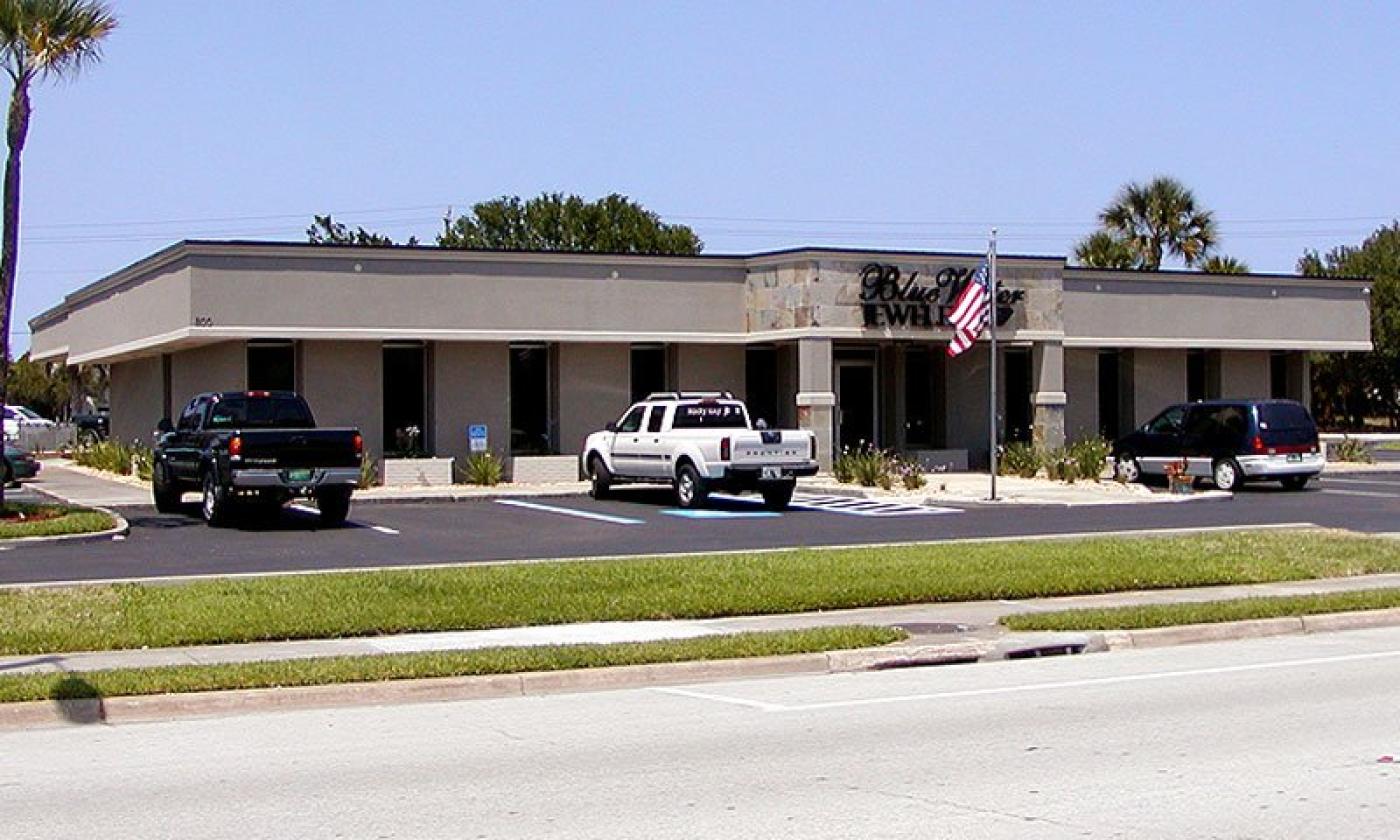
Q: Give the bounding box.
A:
[6,608,1400,731]
[0,504,129,547]
[1097,607,1400,650]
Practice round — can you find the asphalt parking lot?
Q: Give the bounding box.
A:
[1,468,1396,586]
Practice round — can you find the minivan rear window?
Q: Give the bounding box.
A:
[671,402,749,429]
[1258,403,1315,432]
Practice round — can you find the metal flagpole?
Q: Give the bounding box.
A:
[988,229,998,501]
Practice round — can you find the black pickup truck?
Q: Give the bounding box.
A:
[152,391,363,526]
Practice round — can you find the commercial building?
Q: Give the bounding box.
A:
[28,241,1372,478]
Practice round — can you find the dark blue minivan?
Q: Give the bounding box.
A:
[1111,399,1322,491]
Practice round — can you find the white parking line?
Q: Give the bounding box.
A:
[370,525,400,535]
[1319,489,1398,499]
[653,648,1400,713]
[1321,477,1400,487]
[494,498,645,525]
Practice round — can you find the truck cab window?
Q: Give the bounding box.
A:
[617,406,645,434]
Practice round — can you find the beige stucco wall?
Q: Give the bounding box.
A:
[188,251,747,337]
[1131,349,1186,426]
[170,342,245,410]
[675,344,746,399]
[1064,272,1371,349]
[1064,348,1099,441]
[1220,350,1271,398]
[434,342,509,465]
[109,356,165,445]
[43,265,193,363]
[557,343,630,456]
[301,341,382,458]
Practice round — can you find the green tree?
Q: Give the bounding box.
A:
[1072,230,1137,269]
[1095,176,1218,269]
[5,351,63,417]
[1200,255,1250,274]
[1299,221,1400,429]
[0,0,116,506]
[437,192,702,255]
[305,214,417,246]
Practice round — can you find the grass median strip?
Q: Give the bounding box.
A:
[1002,588,1400,632]
[4,529,1399,656]
[0,626,904,704]
[0,504,114,540]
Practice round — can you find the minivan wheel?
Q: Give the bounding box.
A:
[1113,455,1141,484]
[1212,458,1243,492]
[675,463,708,509]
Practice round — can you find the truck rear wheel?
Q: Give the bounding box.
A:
[316,487,352,527]
[152,462,182,513]
[675,463,709,509]
[201,470,233,527]
[762,481,795,511]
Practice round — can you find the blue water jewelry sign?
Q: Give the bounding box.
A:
[468,424,488,452]
[859,263,1024,329]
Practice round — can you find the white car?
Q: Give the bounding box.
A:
[581,392,819,510]
[3,405,55,440]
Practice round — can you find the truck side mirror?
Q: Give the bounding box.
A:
[605,421,617,432]
[754,418,769,430]
[157,418,174,434]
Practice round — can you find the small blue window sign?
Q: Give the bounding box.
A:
[468,424,488,452]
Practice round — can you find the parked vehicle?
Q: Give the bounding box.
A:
[581,392,819,510]
[152,391,363,526]
[73,408,110,443]
[1111,399,1323,491]
[2,405,55,440]
[3,443,40,484]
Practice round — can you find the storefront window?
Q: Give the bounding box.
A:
[1098,350,1121,439]
[904,347,933,446]
[246,341,295,392]
[383,342,427,456]
[1003,348,1032,443]
[630,344,667,403]
[511,344,554,455]
[1270,351,1289,399]
[745,345,779,428]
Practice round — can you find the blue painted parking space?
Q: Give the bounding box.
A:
[661,509,783,520]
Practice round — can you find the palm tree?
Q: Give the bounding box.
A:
[1099,176,1218,269]
[1073,230,1139,269]
[1200,255,1250,274]
[0,0,116,507]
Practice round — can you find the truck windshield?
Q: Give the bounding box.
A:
[670,402,749,429]
[207,396,315,429]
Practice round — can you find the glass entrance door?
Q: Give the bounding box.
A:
[836,361,878,451]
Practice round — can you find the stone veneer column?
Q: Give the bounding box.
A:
[795,338,835,470]
[1031,339,1067,449]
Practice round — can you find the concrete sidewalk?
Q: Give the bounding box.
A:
[7,570,1400,677]
[30,459,150,507]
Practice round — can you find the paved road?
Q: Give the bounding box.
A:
[6,628,1400,838]
[1,471,1396,586]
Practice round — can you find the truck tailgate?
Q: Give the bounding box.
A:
[731,432,812,465]
[235,428,361,470]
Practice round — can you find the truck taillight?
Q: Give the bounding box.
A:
[352,433,363,455]
[229,435,243,457]
[720,436,731,461]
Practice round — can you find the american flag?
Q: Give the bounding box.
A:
[946,259,991,357]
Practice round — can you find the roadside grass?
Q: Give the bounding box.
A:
[0,626,904,704]
[1377,441,1400,452]
[0,504,114,540]
[3,530,1399,656]
[1001,588,1400,632]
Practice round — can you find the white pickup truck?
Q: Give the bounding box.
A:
[581,392,819,510]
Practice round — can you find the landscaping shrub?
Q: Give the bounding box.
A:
[895,456,927,490]
[1042,447,1079,483]
[1067,437,1112,482]
[358,456,380,489]
[831,447,856,483]
[833,443,926,490]
[999,441,1041,478]
[459,451,504,486]
[1330,436,1375,463]
[72,440,153,479]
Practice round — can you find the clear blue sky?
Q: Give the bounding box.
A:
[13,1,1400,351]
